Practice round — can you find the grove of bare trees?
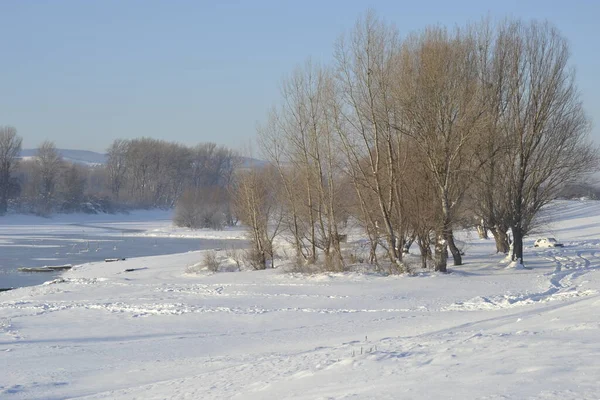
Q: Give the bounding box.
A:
[0,134,240,223]
[236,13,597,272]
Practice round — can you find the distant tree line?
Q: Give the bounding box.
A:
[0,130,239,227]
[232,13,598,272]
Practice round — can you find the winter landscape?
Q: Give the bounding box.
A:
[1,200,599,399]
[2,1,600,399]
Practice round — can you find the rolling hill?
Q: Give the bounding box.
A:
[19,149,267,169]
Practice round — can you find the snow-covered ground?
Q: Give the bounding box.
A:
[1,201,600,399]
[0,209,244,240]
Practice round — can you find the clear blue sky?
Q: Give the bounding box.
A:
[0,0,598,152]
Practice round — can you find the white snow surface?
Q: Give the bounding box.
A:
[1,200,600,399]
[0,209,247,240]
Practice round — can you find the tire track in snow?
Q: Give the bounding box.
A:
[546,248,599,289]
[446,246,600,312]
[158,284,350,299]
[0,299,416,319]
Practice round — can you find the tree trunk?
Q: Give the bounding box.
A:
[0,169,9,215]
[446,230,462,266]
[417,238,430,269]
[476,224,488,239]
[395,236,404,262]
[490,227,510,254]
[511,226,524,264]
[369,240,378,265]
[0,193,7,215]
[291,215,304,261]
[403,234,415,254]
[434,233,448,272]
[437,197,455,269]
[258,249,267,270]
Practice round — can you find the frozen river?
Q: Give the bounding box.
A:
[0,214,246,289]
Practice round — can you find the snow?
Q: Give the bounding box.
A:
[1,200,600,399]
[0,209,247,241]
[19,149,108,166]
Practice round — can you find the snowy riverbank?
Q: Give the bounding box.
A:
[1,201,600,399]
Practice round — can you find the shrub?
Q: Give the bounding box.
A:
[203,250,221,272]
[174,188,227,230]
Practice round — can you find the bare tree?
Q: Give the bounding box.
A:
[187,143,240,225]
[124,138,156,205]
[190,143,238,189]
[34,141,63,215]
[395,26,487,271]
[233,166,283,270]
[152,142,192,207]
[403,140,438,269]
[469,19,513,253]
[174,186,228,229]
[0,126,22,215]
[259,111,307,262]
[59,163,87,212]
[106,139,129,200]
[495,20,598,263]
[333,11,409,271]
[259,60,349,269]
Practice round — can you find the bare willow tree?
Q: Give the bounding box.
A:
[233,166,283,270]
[468,19,514,253]
[278,63,322,264]
[0,126,22,214]
[395,27,487,271]
[259,61,346,269]
[259,110,306,262]
[495,20,598,263]
[333,11,409,270]
[403,140,438,269]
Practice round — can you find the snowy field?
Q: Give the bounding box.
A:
[1,201,600,399]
